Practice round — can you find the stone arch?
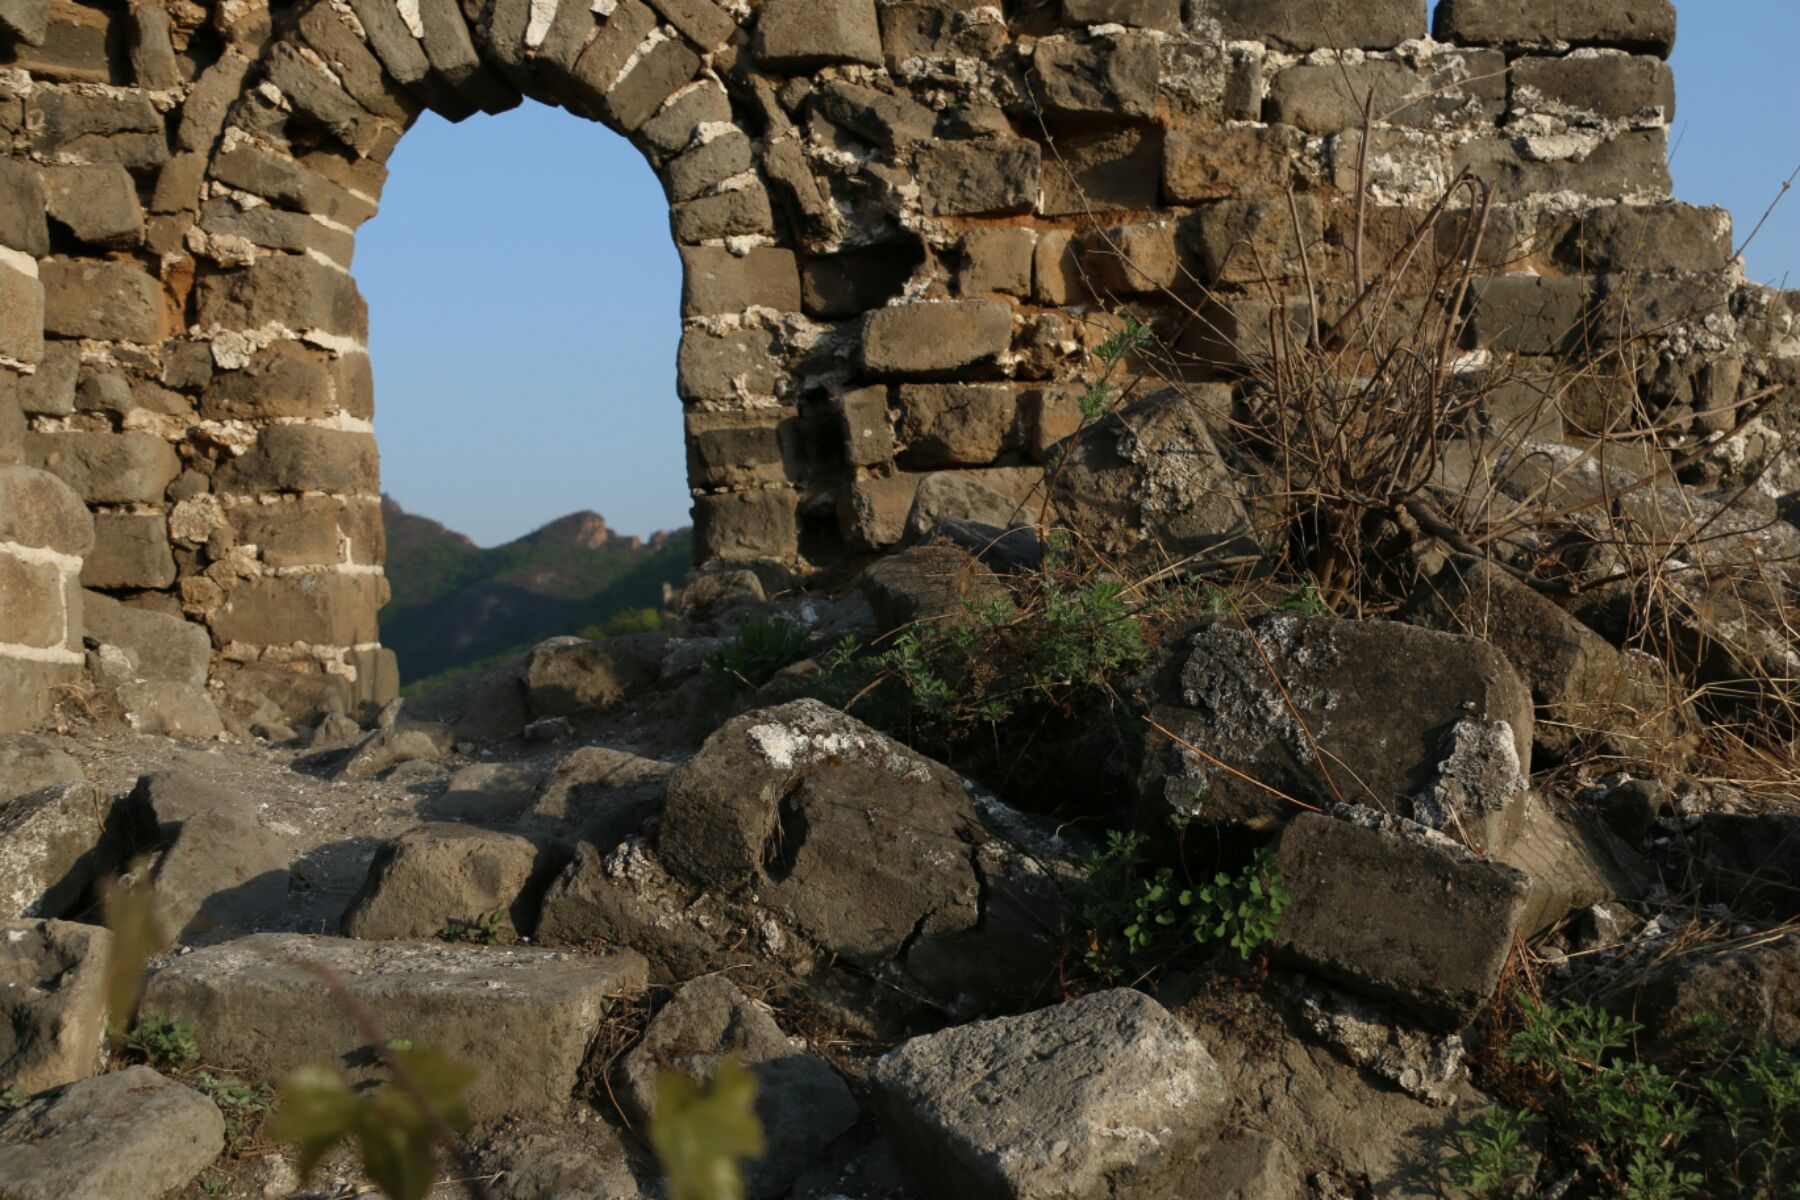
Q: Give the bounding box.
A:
[2,0,1793,728]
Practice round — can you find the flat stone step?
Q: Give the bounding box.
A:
[140,933,647,1119]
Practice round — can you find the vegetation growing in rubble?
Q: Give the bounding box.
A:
[706,618,811,691]
[1452,998,1800,1199]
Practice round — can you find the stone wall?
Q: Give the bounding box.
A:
[0,0,1793,724]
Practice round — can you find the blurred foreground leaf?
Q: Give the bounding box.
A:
[100,861,167,1039]
[649,1059,764,1200]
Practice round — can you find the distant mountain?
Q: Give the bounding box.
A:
[379,496,691,685]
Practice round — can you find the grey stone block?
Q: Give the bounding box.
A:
[140,933,648,1119]
[81,592,210,687]
[1030,32,1160,119]
[862,300,1015,376]
[1215,0,1424,50]
[915,139,1040,216]
[0,464,92,556]
[39,260,161,343]
[1435,0,1677,57]
[81,513,176,590]
[0,159,48,256]
[0,919,111,1093]
[26,431,179,506]
[755,0,882,68]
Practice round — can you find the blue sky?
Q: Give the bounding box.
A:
[360,6,1800,547]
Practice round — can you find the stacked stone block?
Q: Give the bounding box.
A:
[0,0,1791,722]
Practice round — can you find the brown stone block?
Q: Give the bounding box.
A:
[1215,0,1425,50]
[212,573,383,646]
[678,246,802,316]
[81,513,176,590]
[217,426,379,495]
[194,257,368,338]
[862,300,1015,376]
[694,489,799,560]
[39,260,162,343]
[1435,0,1676,58]
[25,431,179,505]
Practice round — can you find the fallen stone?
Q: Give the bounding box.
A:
[1275,808,1531,1029]
[1048,388,1258,571]
[126,768,238,833]
[871,989,1227,1200]
[139,933,647,1120]
[1408,718,1529,856]
[1495,791,1652,936]
[1195,1133,1305,1200]
[1139,615,1534,832]
[116,681,224,740]
[0,781,148,920]
[515,745,674,848]
[341,823,567,943]
[329,707,455,781]
[1623,933,1799,1058]
[1300,988,1467,1106]
[535,839,735,981]
[431,760,545,821]
[148,804,290,943]
[1405,556,1683,763]
[0,734,83,804]
[478,1126,649,1200]
[619,975,858,1199]
[81,592,211,688]
[526,634,671,718]
[0,919,111,1093]
[661,700,1066,1011]
[0,1066,225,1200]
[858,543,1012,636]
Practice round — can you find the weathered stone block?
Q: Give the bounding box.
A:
[836,385,894,466]
[200,341,335,421]
[1455,129,1672,204]
[218,426,379,495]
[1435,0,1677,57]
[82,513,176,590]
[1511,52,1675,122]
[862,301,1015,376]
[211,573,383,647]
[1038,125,1163,216]
[265,41,391,156]
[0,0,50,45]
[872,989,1227,1200]
[526,634,671,717]
[895,383,1016,468]
[1189,197,1322,285]
[9,3,112,82]
[602,37,701,133]
[0,160,48,256]
[640,81,733,157]
[298,2,418,124]
[693,489,799,560]
[914,139,1040,217]
[0,919,111,1093]
[82,592,211,686]
[755,0,882,68]
[0,555,65,649]
[209,143,378,227]
[1214,0,1424,50]
[1276,809,1530,1028]
[199,199,356,266]
[140,934,647,1119]
[677,326,782,401]
[1162,125,1302,204]
[343,824,564,942]
[1064,0,1180,32]
[1030,33,1159,119]
[25,89,166,168]
[669,185,776,243]
[844,472,922,549]
[666,131,753,203]
[878,0,1008,61]
[1081,222,1179,293]
[1466,275,1593,353]
[0,464,92,557]
[679,246,802,316]
[686,411,790,487]
[0,257,43,367]
[1556,202,1731,274]
[1266,53,1505,134]
[0,781,146,919]
[1032,231,1085,305]
[194,257,368,337]
[650,0,739,51]
[8,343,75,417]
[799,245,924,317]
[39,260,161,343]
[26,431,179,505]
[0,1066,225,1200]
[958,228,1036,297]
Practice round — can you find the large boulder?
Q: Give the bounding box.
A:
[139,933,648,1120]
[341,823,568,943]
[0,919,111,1093]
[1047,388,1258,570]
[0,1066,225,1200]
[1137,614,1534,832]
[659,699,1067,1012]
[514,745,674,847]
[148,804,290,943]
[870,989,1228,1200]
[1274,807,1531,1030]
[618,975,858,1199]
[535,838,740,981]
[1621,933,1800,1058]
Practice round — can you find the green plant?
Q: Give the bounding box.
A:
[0,1083,27,1111]
[436,907,507,945]
[199,1177,226,1196]
[1179,847,1292,960]
[1454,998,1800,1198]
[706,619,810,691]
[1445,1106,1539,1197]
[827,571,1149,741]
[581,606,670,639]
[198,1071,274,1151]
[268,1042,477,1200]
[128,1014,199,1069]
[649,1059,765,1200]
[1073,833,1290,976]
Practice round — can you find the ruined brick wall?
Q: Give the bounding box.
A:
[0,0,1793,723]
